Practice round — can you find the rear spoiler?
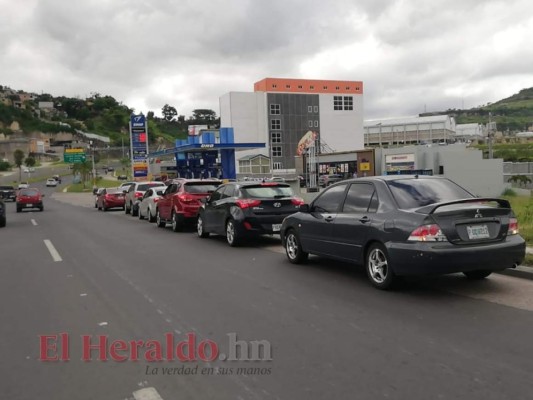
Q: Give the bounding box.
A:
[416,198,511,215]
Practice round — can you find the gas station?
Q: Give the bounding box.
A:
[147,127,265,180]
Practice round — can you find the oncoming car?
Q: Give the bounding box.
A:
[46,178,58,187]
[281,175,526,290]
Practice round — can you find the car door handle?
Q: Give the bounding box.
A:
[359,216,370,223]
[325,216,334,222]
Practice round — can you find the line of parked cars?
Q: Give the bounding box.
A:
[94,175,526,290]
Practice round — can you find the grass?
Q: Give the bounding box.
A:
[504,195,533,245]
[524,254,533,266]
[66,178,121,193]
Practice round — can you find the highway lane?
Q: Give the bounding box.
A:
[1,189,533,399]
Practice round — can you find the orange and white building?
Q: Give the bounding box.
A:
[220,78,364,175]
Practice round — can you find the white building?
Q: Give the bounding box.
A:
[220,78,365,175]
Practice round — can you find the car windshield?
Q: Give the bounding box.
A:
[106,188,122,194]
[0,186,14,190]
[387,178,474,209]
[184,182,220,193]
[138,183,164,191]
[19,189,38,196]
[241,184,294,198]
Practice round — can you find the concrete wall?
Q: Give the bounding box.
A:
[318,93,364,152]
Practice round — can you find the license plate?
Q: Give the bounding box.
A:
[25,204,33,207]
[272,224,281,232]
[466,224,490,240]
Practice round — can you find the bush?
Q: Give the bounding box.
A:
[0,161,10,171]
[502,188,517,197]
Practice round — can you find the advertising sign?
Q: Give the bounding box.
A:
[130,114,149,179]
[385,153,415,172]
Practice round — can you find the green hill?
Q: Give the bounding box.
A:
[422,88,533,132]
[0,88,219,147]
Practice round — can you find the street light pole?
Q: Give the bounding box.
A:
[90,140,96,188]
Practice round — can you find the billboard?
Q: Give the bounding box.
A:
[130,114,149,179]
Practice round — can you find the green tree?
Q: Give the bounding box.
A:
[162,104,177,122]
[13,149,24,182]
[24,156,36,168]
[190,109,218,124]
[72,161,92,189]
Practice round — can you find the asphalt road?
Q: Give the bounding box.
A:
[1,179,533,400]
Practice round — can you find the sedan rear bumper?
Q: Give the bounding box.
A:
[386,235,526,276]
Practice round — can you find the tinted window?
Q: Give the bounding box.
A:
[222,185,235,198]
[312,184,347,213]
[19,189,38,196]
[106,188,122,194]
[209,187,225,201]
[387,178,473,209]
[342,184,376,213]
[241,185,293,199]
[184,183,220,194]
[138,183,164,191]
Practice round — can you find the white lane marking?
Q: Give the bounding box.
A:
[133,387,164,400]
[98,322,108,326]
[80,293,87,297]
[43,239,62,262]
[31,219,38,226]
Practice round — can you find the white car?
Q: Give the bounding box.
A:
[18,182,29,189]
[138,187,165,222]
[46,178,58,187]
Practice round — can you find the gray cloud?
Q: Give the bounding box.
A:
[1,0,533,120]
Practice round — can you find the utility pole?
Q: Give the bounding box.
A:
[488,112,493,159]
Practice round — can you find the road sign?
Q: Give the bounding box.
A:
[64,152,86,163]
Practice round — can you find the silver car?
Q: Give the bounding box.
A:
[138,187,165,222]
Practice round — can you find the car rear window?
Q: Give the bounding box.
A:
[0,186,14,190]
[387,178,473,209]
[241,184,294,199]
[138,183,164,191]
[184,183,220,193]
[19,189,38,196]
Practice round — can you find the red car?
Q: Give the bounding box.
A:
[16,188,44,212]
[156,179,221,231]
[96,187,125,211]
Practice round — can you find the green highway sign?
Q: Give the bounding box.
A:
[64,153,86,163]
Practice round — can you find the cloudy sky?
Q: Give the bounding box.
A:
[2,0,533,120]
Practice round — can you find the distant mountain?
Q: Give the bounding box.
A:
[421,88,533,132]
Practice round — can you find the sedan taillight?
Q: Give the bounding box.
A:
[508,218,519,235]
[178,194,195,203]
[291,197,305,206]
[408,224,447,242]
[135,192,143,198]
[235,199,261,209]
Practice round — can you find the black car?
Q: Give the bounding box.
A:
[0,185,16,201]
[197,181,304,246]
[0,198,6,228]
[280,175,526,290]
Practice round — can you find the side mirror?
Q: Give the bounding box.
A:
[200,197,208,204]
[92,188,98,195]
[122,189,128,194]
[299,204,310,213]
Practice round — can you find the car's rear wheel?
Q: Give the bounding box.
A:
[16,207,21,213]
[463,270,492,280]
[285,230,308,264]
[197,215,209,238]
[171,212,183,232]
[39,206,43,212]
[131,204,138,217]
[148,208,156,223]
[138,208,144,220]
[125,202,131,214]
[0,216,6,228]
[366,243,396,290]
[226,218,240,247]
[156,210,165,228]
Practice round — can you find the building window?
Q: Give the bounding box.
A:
[335,86,340,90]
[239,160,251,174]
[272,84,277,88]
[273,162,283,170]
[313,105,319,113]
[344,96,353,110]
[251,156,271,174]
[271,132,281,143]
[271,119,281,130]
[308,106,312,113]
[323,86,328,90]
[272,146,282,157]
[346,86,350,90]
[334,96,343,110]
[270,104,281,115]
[308,120,313,128]
[285,85,291,89]
[310,86,315,90]
[298,85,303,89]
[314,120,319,128]
[356,86,360,91]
